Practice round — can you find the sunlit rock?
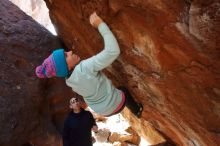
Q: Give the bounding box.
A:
[44,0,220,145]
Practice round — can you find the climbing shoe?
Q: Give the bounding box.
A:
[117,86,143,118]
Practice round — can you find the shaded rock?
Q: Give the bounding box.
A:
[125,127,141,145]
[109,132,140,145]
[0,0,73,146]
[189,0,220,53]
[94,128,111,143]
[108,126,140,145]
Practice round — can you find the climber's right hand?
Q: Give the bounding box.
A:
[89,12,103,28]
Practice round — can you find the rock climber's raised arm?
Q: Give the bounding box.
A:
[83,12,120,73]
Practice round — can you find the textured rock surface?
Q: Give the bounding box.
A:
[0,0,73,146]
[1,0,220,146]
[43,0,220,145]
[108,127,141,145]
[9,0,56,34]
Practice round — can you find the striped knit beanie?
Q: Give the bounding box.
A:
[35,49,68,78]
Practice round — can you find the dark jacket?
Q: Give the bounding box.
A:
[62,108,96,146]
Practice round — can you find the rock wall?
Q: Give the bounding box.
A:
[43,0,220,146]
[0,0,74,146]
[9,0,56,34]
[1,0,220,145]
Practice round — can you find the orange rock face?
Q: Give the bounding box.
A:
[44,0,220,145]
[2,0,219,145]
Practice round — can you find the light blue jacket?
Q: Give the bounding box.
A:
[66,23,122,116]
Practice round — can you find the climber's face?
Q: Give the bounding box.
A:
[65,51,80,70]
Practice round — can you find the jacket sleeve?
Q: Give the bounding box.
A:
[62,118,70,146]
[87,111,97,128]
[82,22,120,74]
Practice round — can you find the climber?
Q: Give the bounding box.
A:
[63,97,98,146]
[35,12,143,118]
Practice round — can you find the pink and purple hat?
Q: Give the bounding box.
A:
[35,49,68,78]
